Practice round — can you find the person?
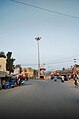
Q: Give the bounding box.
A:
[2,78,6,89]
[54,76,57,82]
[61,75,64,82]
[74,74,78,88]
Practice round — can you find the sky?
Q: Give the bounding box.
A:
[0,0,79,71]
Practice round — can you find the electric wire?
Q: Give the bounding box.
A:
[10,0,79,19]
[20,58,79,67]
[9,0,79,67]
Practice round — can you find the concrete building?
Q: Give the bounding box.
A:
[22,68,34,79]
[0,57,6,71]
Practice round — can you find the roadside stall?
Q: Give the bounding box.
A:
[40,67,46,79]
[0,72,7,89]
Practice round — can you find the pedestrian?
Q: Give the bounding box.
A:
[61,75,64,82]
[54,76,57,82]
[74,74,78,88]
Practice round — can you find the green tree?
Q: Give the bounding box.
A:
[6,51,15,74]
[0,51,6,58]
[62,67,65,71]
[15,64,22,73]
[75,64,79,67]
[34,69,38,78]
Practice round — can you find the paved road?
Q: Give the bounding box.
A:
[0,79,79,119]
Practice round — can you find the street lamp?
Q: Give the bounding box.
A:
[35,37,41,79]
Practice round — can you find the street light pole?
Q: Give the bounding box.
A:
[35,37,41,79]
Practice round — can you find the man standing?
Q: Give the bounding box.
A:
[61,75,64,82]
[74,74,78,88]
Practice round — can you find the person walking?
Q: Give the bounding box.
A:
[74,74,78,88]
[61,75,64,82]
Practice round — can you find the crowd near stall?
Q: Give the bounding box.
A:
[0,74,27,90]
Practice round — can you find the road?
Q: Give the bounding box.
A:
[0,79,79,119]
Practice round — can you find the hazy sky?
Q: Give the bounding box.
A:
[0,0,79,71]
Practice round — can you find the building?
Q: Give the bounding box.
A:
[0,57,6,71]
[22,68,34,79]
[0,57,7,89]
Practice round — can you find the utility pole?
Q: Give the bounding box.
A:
[74,59,77,67]
[73,59,77,74]
[35,37,41,79]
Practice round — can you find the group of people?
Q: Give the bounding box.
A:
[1,74,27,89]
[52,74,79,87]
[53,75,67,82]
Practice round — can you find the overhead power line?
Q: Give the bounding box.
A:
[50,54,79,63]
[20,59,79,67]
[19,54,79,67]
[10,0,79,19]
[45,59,73,66]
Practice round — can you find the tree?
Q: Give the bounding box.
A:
[15,64,22,73]
[62,67,65,71]
[75,64,79,67]
[34,69,38,78]
[6,51,15,74]
[0,51,6,58]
